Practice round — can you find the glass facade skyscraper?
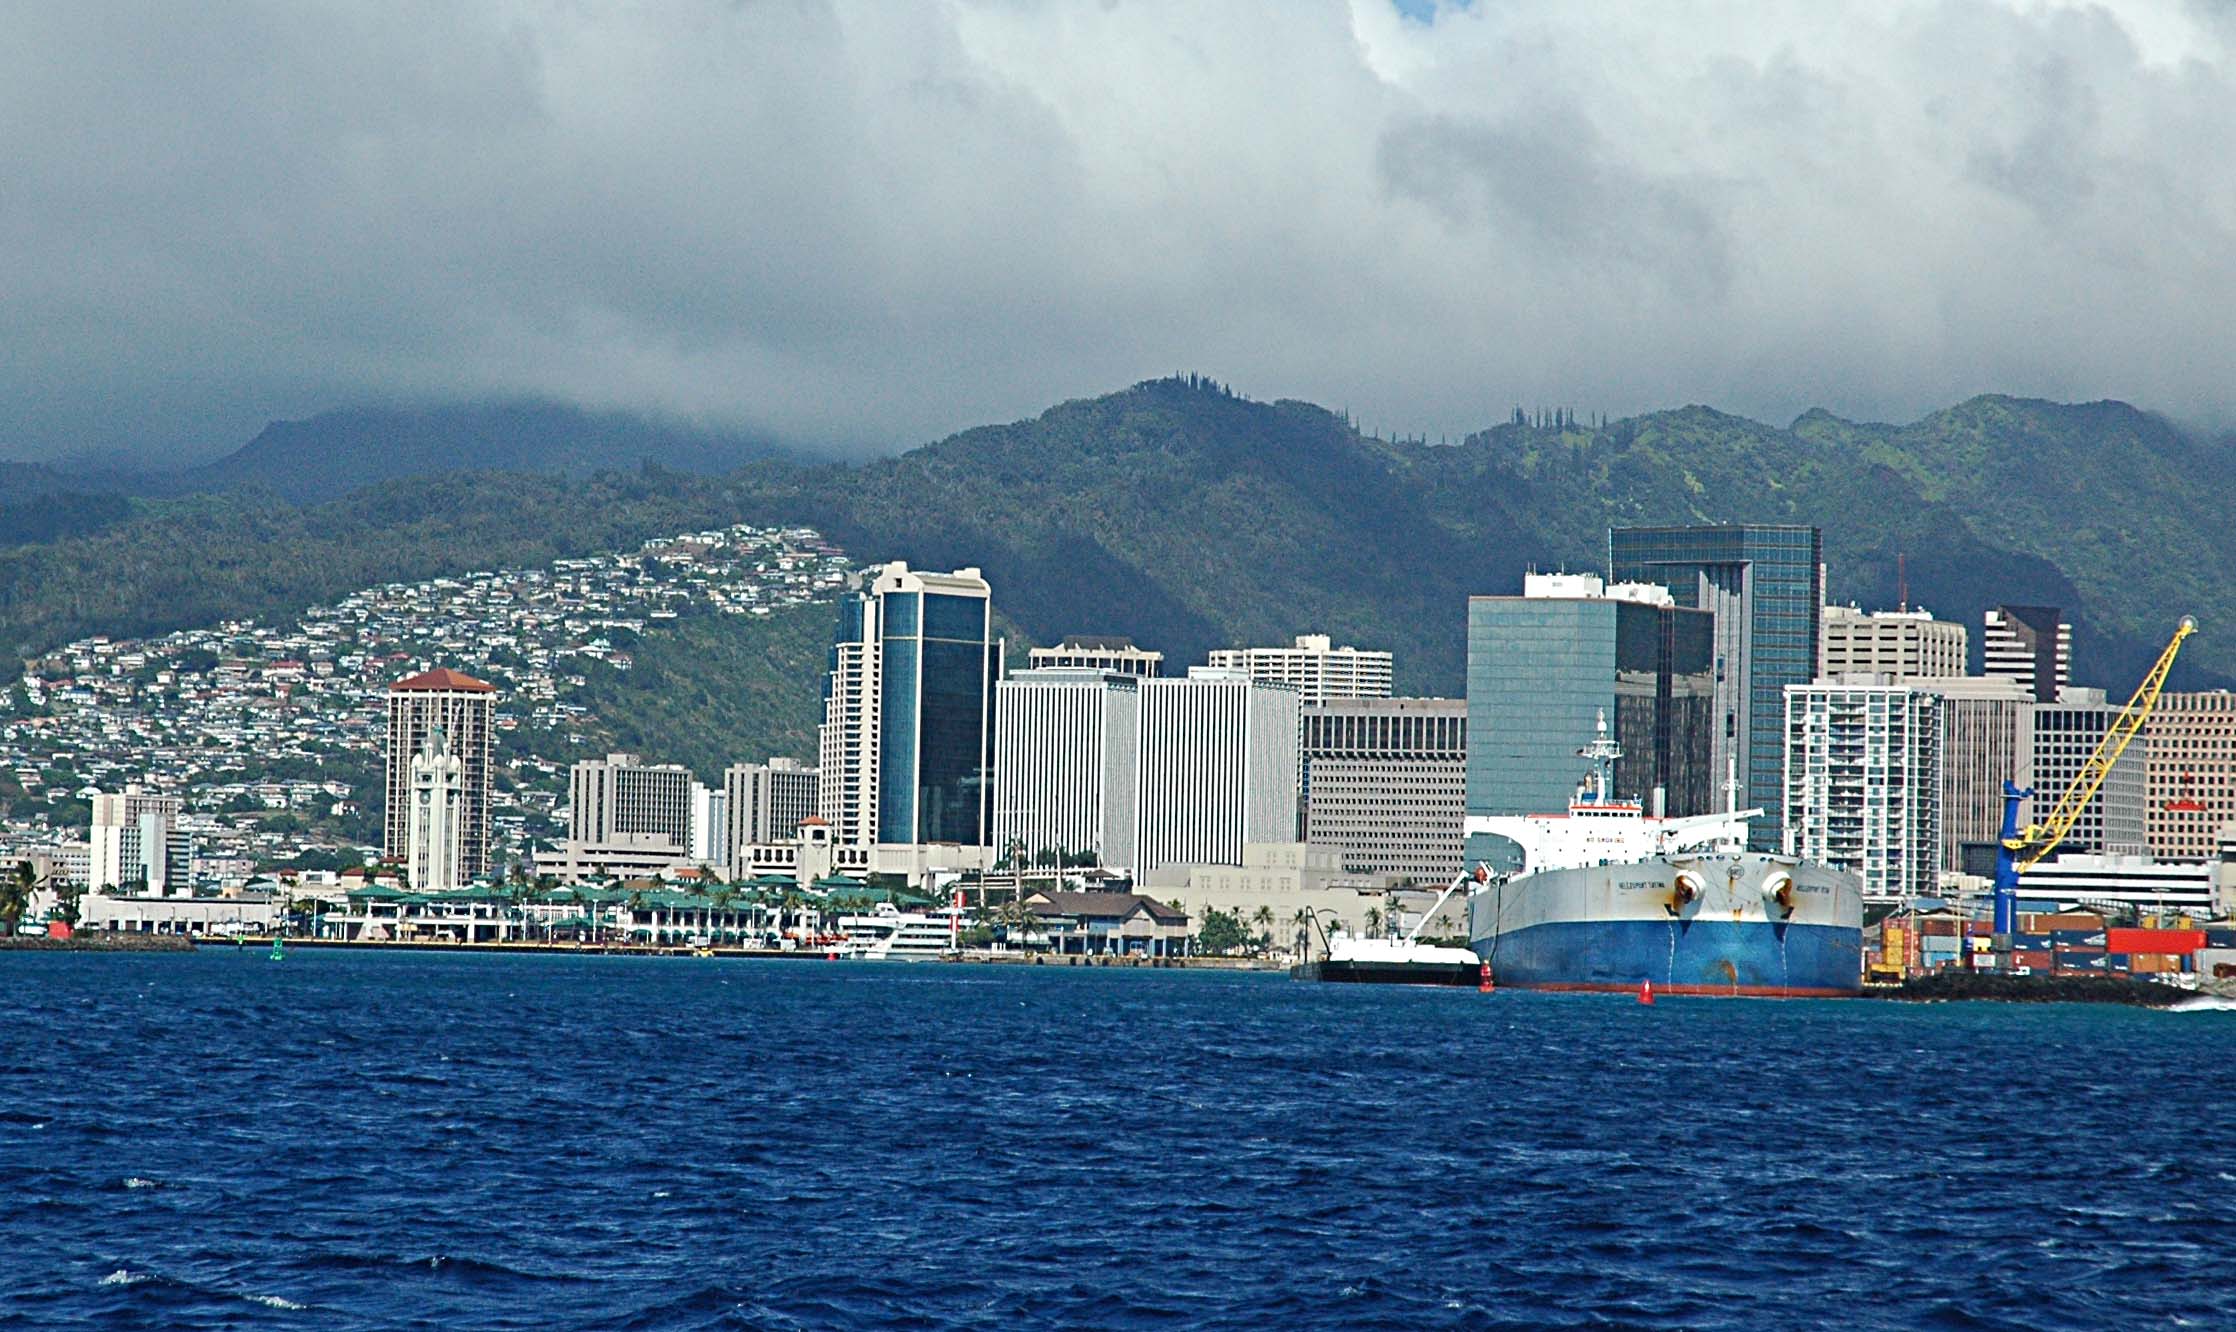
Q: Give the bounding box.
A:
[1465,578,1716,827]
[819,564,998,848]
[1608,524,1823,849]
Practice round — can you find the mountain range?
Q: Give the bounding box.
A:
[1,379,2227,770]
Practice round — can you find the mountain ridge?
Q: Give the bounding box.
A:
[0,381,2224,718]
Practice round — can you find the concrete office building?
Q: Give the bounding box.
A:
[1207,634,1393,705]
[1133,668,1300,873]
[1984,605,2072,703]
[405,727,467,893]
[2032,689,2147,857]
[992,668,1141,870]
[1466,574,1716,831]
[723,759,819,878]
[1028,636,1162,679]
[1302,696,1467,885]
[690,783,728,870]
[817,563,998,849]
[1917,676,2036,873]
[2145,691,2236,862]
[1783,677,1943,904]
[1611,524,1824,848]
[1820,605,1966,679]
[384,668,497,879]
[89,786,185,895]
[569,753,694,850]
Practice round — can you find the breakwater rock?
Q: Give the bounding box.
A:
[1871,972,2191,1006]
[0,931,194,953]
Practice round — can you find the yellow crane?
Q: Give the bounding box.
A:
[1991,616,2195,931]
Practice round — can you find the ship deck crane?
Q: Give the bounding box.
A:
[1992,616,2197,934]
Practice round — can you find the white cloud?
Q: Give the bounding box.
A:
[3,0,2232,462]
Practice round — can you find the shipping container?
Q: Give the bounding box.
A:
[2051,930,2109,948]
[2197,948,2236,980]
[2107,928,2207,955]
[2007,933,2053,950]
[2202,927,2236,949]
[2012,949,2054,970]
[2029,913,2107,932]
[1918,918,1964,938]
[2054,953,2109,972]
[1965,921,1993,937]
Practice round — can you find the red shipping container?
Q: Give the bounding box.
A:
[2012,950,2053,970]
[2106,928,2206,955]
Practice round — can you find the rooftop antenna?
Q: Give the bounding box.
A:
[1897,552,1909,612]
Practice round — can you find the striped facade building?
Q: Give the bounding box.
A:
[991,669,1141,869]
[1207,635,1393,705]
[1983,605,2072,703]
[1301,697,1466,885]
[1782,677,1944,904]
[1134,669,1300,872]
[384,668,497,880]
[2144,691,2236,862]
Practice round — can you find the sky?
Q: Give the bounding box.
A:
[5,0,2235,465]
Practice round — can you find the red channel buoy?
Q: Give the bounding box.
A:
[1638,978,1655,1006]
[1478,961,1495,994]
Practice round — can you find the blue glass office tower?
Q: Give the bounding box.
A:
[1465,579,1716,826]
[1608,524,1823,850]
[819,563,998,848]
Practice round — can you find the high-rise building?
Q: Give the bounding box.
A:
[2031,689,2147,857]
[1782,677,1943,904]
[1028,636,1162,679]
[89,786,184,895]
[690,782,728,870]
[405,727,467,893]
[2144,691,2236,861]
[1983,605,2072,703]
[1820,605,1966,679]
[724,758,819,873]
[992,668,1142,869]
[1302,697,1466,885]
[1133,668,1300,872]
[569,753,694,850]
[817,563,998,848]
[1610,524,1824,848]
[1916,676,2036,873]
[1206,634,1393,704]
[1465,573,1717,823]
[385,668,497,879]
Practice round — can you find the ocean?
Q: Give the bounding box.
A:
[2,949,2230,1330]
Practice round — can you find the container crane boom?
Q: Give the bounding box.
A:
[1992,616,2196,934]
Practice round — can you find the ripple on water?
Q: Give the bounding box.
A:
[3,953,2232,1331]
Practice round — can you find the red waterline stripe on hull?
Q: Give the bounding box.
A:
[1513,981,1858,999]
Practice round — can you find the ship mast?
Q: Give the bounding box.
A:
[1574,709,1623,804]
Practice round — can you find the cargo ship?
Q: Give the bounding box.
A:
[1466,717,1862,997]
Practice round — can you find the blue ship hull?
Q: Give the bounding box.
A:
[1472,918,1863,997]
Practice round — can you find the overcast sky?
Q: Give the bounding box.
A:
[6,0,2234,464]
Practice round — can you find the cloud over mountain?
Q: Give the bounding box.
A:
[6,1,2233,462]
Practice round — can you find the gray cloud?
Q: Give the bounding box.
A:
[3,0,2233,464]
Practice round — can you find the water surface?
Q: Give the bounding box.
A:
[3,950,2230,1329]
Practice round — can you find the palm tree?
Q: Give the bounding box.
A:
[1252,904,1276,954]
[1363,907,1384,939]
[1290,906,1316,962]
[1,860,43,936]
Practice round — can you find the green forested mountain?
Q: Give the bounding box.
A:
[171,402,779,503]
[733,378,2228,696]
[1,379,2226,770]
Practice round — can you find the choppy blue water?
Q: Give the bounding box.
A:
[3,951,2232,1330]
